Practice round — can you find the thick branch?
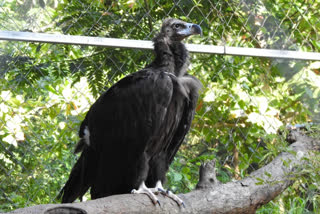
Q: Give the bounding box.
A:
[9,131,319,214]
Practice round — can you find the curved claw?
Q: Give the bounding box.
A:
[181,201,186,208]
[166,189,185,207]
[157,187,166,194]
[152,181,185,207]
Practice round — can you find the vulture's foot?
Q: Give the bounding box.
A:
[152,181,185,207]
[131,182,160,206]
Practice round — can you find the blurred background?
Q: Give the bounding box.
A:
[0,0,319,212]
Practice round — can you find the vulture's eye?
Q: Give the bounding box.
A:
[174,24,182,29]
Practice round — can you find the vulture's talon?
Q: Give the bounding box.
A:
[165,189,185,207]
[131,182,160,206]
[152,181,185,207]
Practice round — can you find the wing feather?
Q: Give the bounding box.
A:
[85,69,176,197]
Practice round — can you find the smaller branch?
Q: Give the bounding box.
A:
[196,159,220,189]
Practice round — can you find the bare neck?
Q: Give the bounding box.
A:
[148,33,190,77]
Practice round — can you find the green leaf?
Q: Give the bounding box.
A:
[173,173,183,182]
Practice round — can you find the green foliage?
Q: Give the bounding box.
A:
[257,125,320,213]
[0,0,320,212]
[0,75,95,211]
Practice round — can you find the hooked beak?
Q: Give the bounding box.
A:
[178,23,202,38]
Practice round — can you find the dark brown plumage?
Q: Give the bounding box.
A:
[58,18,202,205]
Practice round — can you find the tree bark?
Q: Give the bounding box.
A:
[8,130,320,214]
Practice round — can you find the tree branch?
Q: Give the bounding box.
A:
[9,131,320,214]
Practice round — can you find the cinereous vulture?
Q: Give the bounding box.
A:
[58,18,202,206]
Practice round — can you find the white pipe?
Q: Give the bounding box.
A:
[1,31,320,60]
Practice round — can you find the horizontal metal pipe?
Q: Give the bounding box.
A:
[1,31,320,60]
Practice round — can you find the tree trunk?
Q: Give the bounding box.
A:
[8,130,320,214]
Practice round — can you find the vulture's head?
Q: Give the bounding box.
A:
[160,18,202,41]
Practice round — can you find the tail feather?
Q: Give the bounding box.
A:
[58,149,93,203]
